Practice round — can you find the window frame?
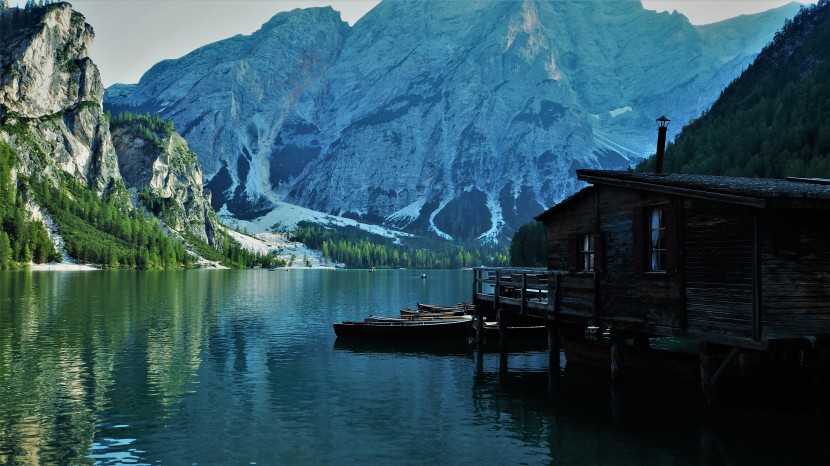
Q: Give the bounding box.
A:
[633,202,678,274]
[580,233,595,272]
[648,207,667,272]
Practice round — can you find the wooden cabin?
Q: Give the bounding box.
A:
[533,169,830,350]
[473,169,830,392]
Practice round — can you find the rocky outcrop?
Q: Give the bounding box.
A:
[110,116,219,245]
[105,0,802,242]
[106,6,350,219]
[0,2,119,191]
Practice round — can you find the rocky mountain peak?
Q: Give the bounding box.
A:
[0,2,102,119]
[1,2,117,191]
[105,0,802,243]
[110,114,219,245]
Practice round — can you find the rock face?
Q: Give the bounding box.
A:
[0,2,120,191]
[110,117,219,245]
[105,0,802,242]
[0,3,219,256]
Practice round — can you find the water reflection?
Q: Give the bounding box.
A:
[333,338,475,356]
[2,269,828,465]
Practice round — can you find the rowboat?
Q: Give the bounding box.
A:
[399,302,475,318]
[333,316,473,340]
[481,321,547,340]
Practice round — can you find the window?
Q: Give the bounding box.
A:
[649,207,666,272]
[569,233,602,273]
[581,233,595,271]
[632,203,678,273]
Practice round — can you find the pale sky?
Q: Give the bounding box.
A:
[9,1,817,87]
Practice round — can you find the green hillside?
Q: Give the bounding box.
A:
[638,0,830,177]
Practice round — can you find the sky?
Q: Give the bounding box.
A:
[9,0,818,87]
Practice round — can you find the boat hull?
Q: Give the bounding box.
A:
[333,319,472,340]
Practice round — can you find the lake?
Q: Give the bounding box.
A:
[1,269,828,465]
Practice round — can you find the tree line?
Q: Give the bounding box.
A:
[289,222,509,269]
[638,0,830,179]
[0,143,59,269]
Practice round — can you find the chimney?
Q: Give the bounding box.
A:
[655,115,670,174]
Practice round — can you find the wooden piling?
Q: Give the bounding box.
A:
[611,330,625,383]
[700,342,713,403]
[498,308,508,355]
[547,319,560,372]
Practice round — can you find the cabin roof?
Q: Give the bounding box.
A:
[534,186,594,221]
[575,170,830,209]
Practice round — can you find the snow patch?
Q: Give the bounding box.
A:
[224,200,414,243]
[476,195,504,244]
[385,197,427,225]
[609,106,633,118]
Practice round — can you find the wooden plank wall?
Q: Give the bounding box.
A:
[597,188,682,332]
[683,199,754,339]
[544,193,596,319]
[761,209,830,339]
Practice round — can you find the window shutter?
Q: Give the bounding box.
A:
[632,208,644,272]
[664,202,679,272]
[593,232,603,273]
[568,235,578,272]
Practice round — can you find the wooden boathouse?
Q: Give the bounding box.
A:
[473,169,830,397]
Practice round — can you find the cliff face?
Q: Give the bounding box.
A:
[0,2,119,191]
[0,3,221,264]
[106,6,350,219]
[105,0,802,242]
[110,117,219,245]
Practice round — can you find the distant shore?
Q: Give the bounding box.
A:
[28,262,98,271]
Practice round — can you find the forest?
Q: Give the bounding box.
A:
[0,142,58,269]
[290,222,509,269]
[638,0,830,178]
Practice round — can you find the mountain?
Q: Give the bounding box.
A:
[1,1,119,191]
[105,0,802,243]
[0,2,243,268]
[639,0,830,178]
[110,113,221,246]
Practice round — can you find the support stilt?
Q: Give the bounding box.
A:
[611,330,625,384]
[547,319,560,373]
[700,342,714,404]
[498,308,508,369]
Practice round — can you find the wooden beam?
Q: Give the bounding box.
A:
[753,213,763,341]
[700,342,713,404]
[578,174,767,208]
[547,318,560,372]
[611,329,625,383]
[498,308,508,355]
[710,347,740,388]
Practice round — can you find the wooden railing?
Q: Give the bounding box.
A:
[473,267,561,315]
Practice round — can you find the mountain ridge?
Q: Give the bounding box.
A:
[105,0,803,243]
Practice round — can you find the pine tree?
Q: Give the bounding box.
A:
[0,231,11,269]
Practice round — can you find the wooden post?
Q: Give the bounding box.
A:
[521,273,527,316]
[472,268,478,303]
[498,308,509,370]
[475,304,484,346]
[611,330,625,383]
[700,341,713,404]
[547,319,560,373]
[498,308,508,355]
[752,214,763,341]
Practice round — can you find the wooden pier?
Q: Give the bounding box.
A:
[474,169,830,401]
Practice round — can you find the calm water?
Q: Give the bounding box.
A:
[1,269,828,465]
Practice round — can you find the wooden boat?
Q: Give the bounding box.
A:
[481,321,547,340]
[333,316,473,340]
[400,302,474,318]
